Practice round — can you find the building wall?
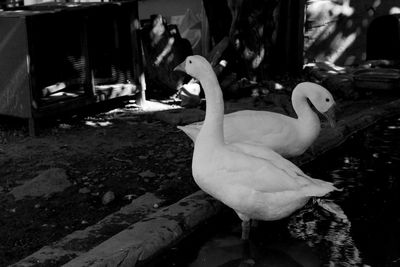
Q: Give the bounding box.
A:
[304,0,400,66]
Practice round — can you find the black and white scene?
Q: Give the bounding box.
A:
[1,0,400,266]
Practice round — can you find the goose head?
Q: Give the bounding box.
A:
[175,55,225,145]
[300,82,336,127]
[174,55,214,81]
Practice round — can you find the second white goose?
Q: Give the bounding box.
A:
[178,81,336,158]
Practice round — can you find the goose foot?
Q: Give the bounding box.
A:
[241,220,251,240]
[239,259,255,267]
[240,238,255,266]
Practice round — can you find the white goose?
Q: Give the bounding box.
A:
[178,82,336,158]
[174,55,339,240]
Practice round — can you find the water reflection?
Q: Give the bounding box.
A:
[187,201,360,267]
[288,202,362,266]
[301,116,400,266]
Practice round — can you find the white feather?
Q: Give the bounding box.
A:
[178,82,336,158]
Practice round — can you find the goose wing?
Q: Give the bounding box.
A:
[195,147,322,194]
[194,144,337,208]
[229,142,304,177]
[223,110,292,144]
[179,110,299,149]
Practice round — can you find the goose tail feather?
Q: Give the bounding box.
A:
[177,125,199,142]
[302,178,340,197]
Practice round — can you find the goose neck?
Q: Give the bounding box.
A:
[291,86,318,123]
[198,74,224,145]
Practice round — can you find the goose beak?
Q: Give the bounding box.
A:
[174,61,186,73]
[323,104,337,128]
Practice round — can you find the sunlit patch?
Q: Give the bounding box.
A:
[274,82,284,90]
[133,19,140,30]
[307,0,354,18]
[139,100,182,112]
[390,7,400,14]
[91,99,183,123]
[340,0,354,17]
[387,125,400,130]
[59,123,72,130]
[85,120,113,128]
[219,60,228,68]
[372,0,381,9]
[327,32,357,62]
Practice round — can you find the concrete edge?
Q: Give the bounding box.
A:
[11,193,164,267]
[62,191,223,267]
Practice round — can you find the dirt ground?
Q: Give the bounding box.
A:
[0,100,199,266]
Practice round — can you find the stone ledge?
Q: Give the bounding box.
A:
[11,193,164,267]
[62,191,223,267]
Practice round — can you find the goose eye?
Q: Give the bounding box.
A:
[325,98,330,102]
[188,60,192,64]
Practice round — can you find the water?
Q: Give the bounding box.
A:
[153,116,400,267]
